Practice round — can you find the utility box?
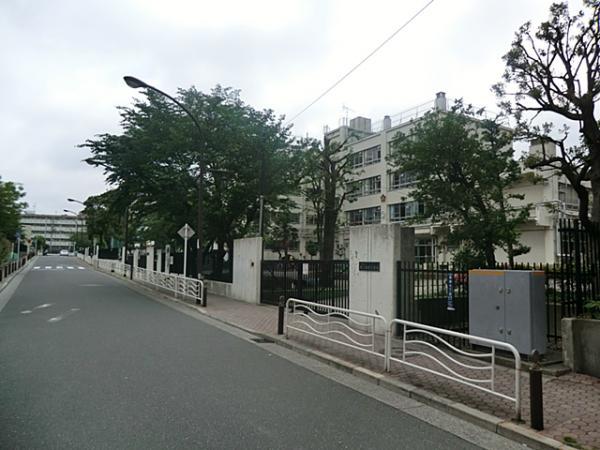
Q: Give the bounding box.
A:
[469,269,546,355]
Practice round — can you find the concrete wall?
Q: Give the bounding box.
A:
[349,224,414,332]
[562,318,600,377]
[205,237,262,304]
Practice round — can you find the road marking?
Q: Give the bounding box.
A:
[21,310,32,314]
[77,267,85,270]
[34,303,53,309]
[33,266,40,270]
[67,266,74,270]
[45,266,52,269]
[48,308,80,323]
[56,266,64,269]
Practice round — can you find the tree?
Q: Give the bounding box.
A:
[264,198,299,259]
[82,85,296,276]
[493,1,600,228]
[389,102,530,267]
[298,136,356,261]
[0,177,27,247]
[33,235,47,253]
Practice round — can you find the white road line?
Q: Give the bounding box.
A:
[44,266,52,269]
[33,266,40,270]
[56,266,64,269]
[67,266,74,270]
[21,310,32,314]
[48,308,80,323]
[77,267,85,270]
[34,303,52,309]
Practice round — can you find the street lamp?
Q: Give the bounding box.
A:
[67,198,85,205]
[64,209,79,254]
[124,75,205,279]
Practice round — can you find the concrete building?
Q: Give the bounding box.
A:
[21,213,87,253]
[292,92,587,264]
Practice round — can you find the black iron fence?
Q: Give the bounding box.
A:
[261,260,349,309]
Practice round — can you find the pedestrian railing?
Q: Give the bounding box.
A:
[389,319,521,421]
[0,255,32,283]
[285,298,387,369]
[283,298,521,420]
[92,257,205,306]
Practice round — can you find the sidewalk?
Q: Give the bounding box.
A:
[177,292,599,450]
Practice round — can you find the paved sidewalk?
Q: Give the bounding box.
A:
[183,292,599,449]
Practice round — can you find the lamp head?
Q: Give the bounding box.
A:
[124,76,148,89]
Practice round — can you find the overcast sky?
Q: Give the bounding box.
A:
[0,0,582,214]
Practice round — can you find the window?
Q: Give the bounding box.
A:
[389,201,425,222]
[306,214,318,225]
[348,175,381,199]
[289,213,300,224]
[346,207,381,226]
[415,238,436,263]
[350,152,363,169]
[389,171,417,190]
[363,176,381,196]
[363,145,381,165]
[349,145,381,169]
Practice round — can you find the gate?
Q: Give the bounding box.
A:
[261,260,349,309]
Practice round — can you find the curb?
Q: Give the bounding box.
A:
[90,263,575,450]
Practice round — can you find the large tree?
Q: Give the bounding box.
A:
[298,136,356,261]
[0,177,27,262]
[493,1,600,228]
[82,85,296,276]
[389,102,530,267]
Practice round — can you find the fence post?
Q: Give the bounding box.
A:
[278,296,285,335]
[574,221,583,315]
[530,349,544,430]
[202,284,207,307]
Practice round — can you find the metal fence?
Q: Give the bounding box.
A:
[94,257,206,305]
[261,260,349,308]
[0,254,32,283]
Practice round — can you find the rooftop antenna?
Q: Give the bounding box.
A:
[341,104,355,126]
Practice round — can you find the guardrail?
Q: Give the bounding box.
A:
[91,257,206,306]
[283,298,521,420]
[388,319,521,421]
[285,298,388,369]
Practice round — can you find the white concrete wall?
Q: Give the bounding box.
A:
[207,236,262,304]
[349,224,414,332]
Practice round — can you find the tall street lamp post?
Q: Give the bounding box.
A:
[123,76,205,279]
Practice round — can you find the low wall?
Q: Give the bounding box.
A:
[205,237,262,305]
[562,318,600,378]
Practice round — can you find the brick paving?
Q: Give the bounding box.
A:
[126,276,600,449]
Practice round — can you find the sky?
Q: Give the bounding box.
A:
[0,0,584,214]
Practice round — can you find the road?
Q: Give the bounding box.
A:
[0,256,519,449]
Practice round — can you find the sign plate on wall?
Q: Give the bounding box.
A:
[359,261,380,272]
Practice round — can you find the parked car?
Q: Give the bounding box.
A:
[59,249,69,256]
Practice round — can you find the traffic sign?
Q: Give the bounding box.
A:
[178,224,195,240]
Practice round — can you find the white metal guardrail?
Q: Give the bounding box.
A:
[92,258,205,306]
[389,319,522,421]
[282,298,521,420]
[285,298,388,369]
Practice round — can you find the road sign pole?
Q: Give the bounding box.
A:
[183,236,188,278]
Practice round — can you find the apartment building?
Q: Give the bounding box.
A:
[292,92,586,264]
[21,213,87,253]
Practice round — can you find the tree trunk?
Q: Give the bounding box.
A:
[485,241,496,268]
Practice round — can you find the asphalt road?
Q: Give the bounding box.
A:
[0,256,493,449]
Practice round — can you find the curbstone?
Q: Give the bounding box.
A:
[497,421,576,450]
[353,366,384,385]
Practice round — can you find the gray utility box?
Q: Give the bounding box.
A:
[469,269,546,355]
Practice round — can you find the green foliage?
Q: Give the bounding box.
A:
[33,235,47,251]
[81,85,296,255]
[0,237,11,263]
[0,177,27,246]
[584,300,600,320]
[494,1,600,227]
[389,101,530,267]
[264,197,299,259]
[305,240,319,257]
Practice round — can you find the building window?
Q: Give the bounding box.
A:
[389,201,425,222]
[347,175,381,199]
[415,238,436,263]
[389,171,417,190]
[349,145,381,169]
[306,214,318,225]
[289,213,300,224]
[346,207,381,226]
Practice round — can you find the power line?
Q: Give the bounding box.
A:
[286,0,436,126]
